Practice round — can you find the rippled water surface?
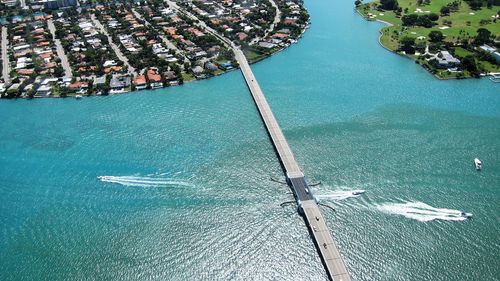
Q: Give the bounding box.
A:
[1,0,499,280]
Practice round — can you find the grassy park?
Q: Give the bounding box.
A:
[356,0,500,78]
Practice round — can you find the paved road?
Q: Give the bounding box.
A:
[165,0,232,47]
[302,200,351,281]
[47,19,73,78]
[234,48,301,173]
[236,47,351,281]
[90,14,137,75]
[1,26,10,84]
[236,47,351,280]
[166,4,352,279]
[250,0,281,45]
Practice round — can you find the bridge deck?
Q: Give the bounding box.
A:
[234,49,351,281]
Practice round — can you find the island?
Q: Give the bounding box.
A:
[356,0,500,80]
[0,0,309,98]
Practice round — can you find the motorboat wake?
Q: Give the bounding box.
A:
[378,201,473,222]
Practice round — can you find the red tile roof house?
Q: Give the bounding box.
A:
[68,81,89,94]
[147,69,163,89]
[187,27,205,37]
[133,75,147,90]
[272,33,289,39]
[284,18,298,26]
[164,27,177,36]
[17,69,34,76]
[236,32,248,41]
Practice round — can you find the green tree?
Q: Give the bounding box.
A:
[440,6,450,15]
[380,0,399,10]
[402,14,418,26]
[474,28,491,45]
[461,55,480,77]
[428,13,439,21]
[468,0,483,10]
[428,30,444,42]
[400,36,416,54]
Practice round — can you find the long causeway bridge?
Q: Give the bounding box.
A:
[234,49,351,281]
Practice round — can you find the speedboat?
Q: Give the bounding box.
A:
[352,190,366,196]
[474,158,482,171]
[460,211,473,219]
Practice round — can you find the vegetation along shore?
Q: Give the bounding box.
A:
[356,0,500,79]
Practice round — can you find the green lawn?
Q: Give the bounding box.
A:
[181,72,196,82]
[454,47,473,57]
[356,0,500,78]
[213,69,225,75]
[358,0,499,45]
[243,48,268,63]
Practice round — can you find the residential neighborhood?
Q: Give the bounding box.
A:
[0,0,310,98]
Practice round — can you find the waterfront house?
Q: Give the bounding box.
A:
[68,81,89,94]
[36,84,52,96]
[204,62,218,72]
[133,75,147,90]
[431,51,461,68]
[479,45,500,62]
[218,61,233,70]
[163,71,180,85]
[147,69,163,89]
[110,75,131,94]
[258,41,276,49]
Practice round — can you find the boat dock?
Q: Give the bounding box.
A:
[234,49,351,281]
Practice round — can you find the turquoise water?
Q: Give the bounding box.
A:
[1,0,499,280]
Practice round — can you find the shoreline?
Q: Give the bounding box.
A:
[354,7,492,81]
[1,6,311,100]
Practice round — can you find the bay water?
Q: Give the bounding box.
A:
[1,0,499,280]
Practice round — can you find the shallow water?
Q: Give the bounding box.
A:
[1,0,499,280]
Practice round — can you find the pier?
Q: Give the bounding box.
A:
[234,49,351,281]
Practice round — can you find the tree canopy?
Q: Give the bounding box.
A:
[428,30,444,42]
[380,0,399,10]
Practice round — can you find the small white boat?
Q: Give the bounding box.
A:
[474,158,482,171]
[75,95,82,99]
[352,190,365,196]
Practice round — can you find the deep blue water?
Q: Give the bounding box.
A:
[1,0,499,280]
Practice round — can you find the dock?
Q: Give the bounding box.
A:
[234,49,351,281]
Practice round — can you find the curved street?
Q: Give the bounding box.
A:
[250,0,282,45]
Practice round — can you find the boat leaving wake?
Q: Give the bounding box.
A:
[378,201,472,222]
[316,190,366,201]
[98,175,193,188]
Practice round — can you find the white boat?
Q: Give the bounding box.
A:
[474,158,482,171]
[352,190,365,196]
[75,95,82,99]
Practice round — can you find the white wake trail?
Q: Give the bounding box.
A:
[98,175,193,188]
[377,201,472,222]
[316,190,366,201]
